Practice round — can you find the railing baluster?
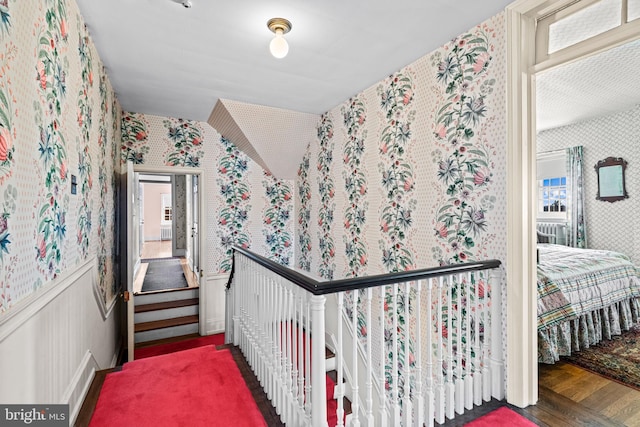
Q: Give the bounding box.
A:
[445,276,455,420]
[456,274,464,415]
[402,282,412,426]
[352,289,361,427]
[298,293,305,418]
[337,292,345,427]
[305,298,312,424]
[472,272,482,406]
[391,283,401,425]
[490,269,504,400]
[465,271,474,410]
[482,271,491,402]
[435,276,445,425]
[379,285,388,427]
[415,280,424,427]
[425,278,435,427]
[310,295,327,427]
[365,288,374,427]
[286,287,294,424]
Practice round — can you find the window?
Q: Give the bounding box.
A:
[537,150,567,220]
[539,177,567,216]
[161,193,172,224]
[536,0,640,64]
[163,206,172,221]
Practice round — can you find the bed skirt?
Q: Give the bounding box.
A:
[538,297,640,364]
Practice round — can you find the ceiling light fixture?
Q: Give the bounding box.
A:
[267,18,292,59]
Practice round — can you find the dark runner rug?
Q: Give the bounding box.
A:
[141,258,188,292]
[563,324,640,391]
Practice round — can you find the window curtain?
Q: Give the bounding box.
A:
[565,146,587,248]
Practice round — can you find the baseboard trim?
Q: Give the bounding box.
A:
[64,351,98,426]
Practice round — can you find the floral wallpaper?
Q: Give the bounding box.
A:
[174,175,187,250]
[377,72,417,273]
[262,174,293,266]
[163,118,204,167]
[0,0,121,312]
[431,27,497,266]
[97,66,115,299]
[121,111,149,164]
[297,149,312,271]
[342,97,368,276]
[76,19,93,260]
[34,0,70,282]
[317,114,336,280]
[217,136,251,272]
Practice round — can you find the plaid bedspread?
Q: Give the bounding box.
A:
[537,244,640,330]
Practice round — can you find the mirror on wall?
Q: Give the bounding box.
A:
[595,156,628,203]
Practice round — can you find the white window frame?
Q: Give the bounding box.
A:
[161,193,172,224]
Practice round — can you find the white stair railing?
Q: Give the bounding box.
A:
[226,247,503,427]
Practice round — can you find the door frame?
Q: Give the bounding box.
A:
[126,165,207,359]
[506,0,640,407]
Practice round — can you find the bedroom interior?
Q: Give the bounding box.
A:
[535,20,640,380]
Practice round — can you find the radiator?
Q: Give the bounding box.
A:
[537,222,567,245]
[160,225,172,241]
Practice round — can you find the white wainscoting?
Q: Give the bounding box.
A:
[0,258,121,425]
[200,273,229,335]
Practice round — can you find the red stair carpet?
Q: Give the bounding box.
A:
[89,345,266,427]
[134,333,225,359]
[465,406,538,426]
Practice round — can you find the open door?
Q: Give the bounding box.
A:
[191,175,200,284]
[125,162,141,362]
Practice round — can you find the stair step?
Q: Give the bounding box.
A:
[326,370,344,384]
[135,323,199,344]
[135,333,201,349]
[135,304,199,324]
[134,287,199,305]
[342,396,353,416]
[135,298,199,313]
[135,315,199,333]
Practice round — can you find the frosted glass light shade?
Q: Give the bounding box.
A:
[269,31,289,59]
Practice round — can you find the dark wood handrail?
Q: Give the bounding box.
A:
[226,246,501,295]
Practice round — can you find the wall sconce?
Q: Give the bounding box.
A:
[267,18,292,59]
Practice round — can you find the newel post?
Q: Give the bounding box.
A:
[310,294,328,427]
[490,268,504,400]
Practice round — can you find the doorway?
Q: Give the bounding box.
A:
[133,173,199,294]
[506,0,640,408]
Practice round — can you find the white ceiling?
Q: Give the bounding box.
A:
[76,0,514,121]
[537,38,640,131]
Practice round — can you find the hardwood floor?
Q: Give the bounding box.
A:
[538,361,640,426]
[141,240,173,259]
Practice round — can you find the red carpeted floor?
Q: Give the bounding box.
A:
[134,333,225,359]
[465,406,538,426]
[89,345,266,427]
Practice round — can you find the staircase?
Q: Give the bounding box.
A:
[134,287,199,344]
[326,348,353,426]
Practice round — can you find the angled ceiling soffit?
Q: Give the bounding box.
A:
[208,99,318,180]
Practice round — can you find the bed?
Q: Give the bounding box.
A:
[537,244,640,363]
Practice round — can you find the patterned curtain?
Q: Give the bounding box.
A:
[566,146,587,248]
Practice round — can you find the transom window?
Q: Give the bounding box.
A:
[536,0,640,65]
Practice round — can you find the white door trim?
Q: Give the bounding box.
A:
[128,165,207,350]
